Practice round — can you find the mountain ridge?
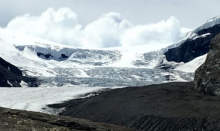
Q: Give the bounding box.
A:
[0,57,39,87]
[0,106,134,131]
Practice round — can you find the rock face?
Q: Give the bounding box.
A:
[0,57,39,87]
[0,107,134,131]
[195,33,220,95]
[165,24,220,63]
[0,57,22,76]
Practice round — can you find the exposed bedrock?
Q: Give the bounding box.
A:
[195,33,220,95]
[165,24,220,63]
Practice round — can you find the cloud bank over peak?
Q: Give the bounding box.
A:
[5,7,191,48]
[121,16,187,46]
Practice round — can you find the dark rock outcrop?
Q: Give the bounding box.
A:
[61,54,69,59]
[0,107,134,131]
[37,52,70,60]
[0,57,22,76]
[165,24,220,63]
[0,57,39,87]
[195,33,220,95]
[49,82,220,131]
[37,52,53,59]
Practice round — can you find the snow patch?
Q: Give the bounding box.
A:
[7,81,13,86]
[175,54,207,73]
[195,15,220,33]
[20,81,29,88]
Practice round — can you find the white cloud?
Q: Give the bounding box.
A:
[6,7,83,46]
[121,17,190,46]
[83,12,132,48]
[5,7,191,48]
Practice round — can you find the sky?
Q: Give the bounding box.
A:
[0,0,219,48]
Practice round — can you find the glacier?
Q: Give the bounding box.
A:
[0,28,203,88]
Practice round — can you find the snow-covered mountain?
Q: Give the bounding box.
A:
[136,16,220,72]
[1,16,220,113]
[0,16,220,88]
